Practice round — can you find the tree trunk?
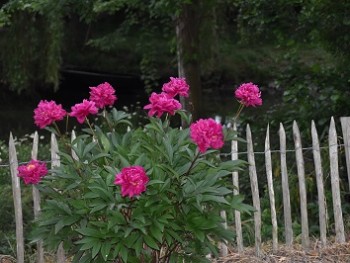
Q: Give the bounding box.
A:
[176,0,203,121]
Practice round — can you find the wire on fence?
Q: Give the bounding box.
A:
[0,144,346,168]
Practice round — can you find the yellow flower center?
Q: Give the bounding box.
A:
[27,164,36,171]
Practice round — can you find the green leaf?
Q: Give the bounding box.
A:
[162,137,174,164]
[147,179,164,186]
[143,235,159,250]
[91,241,101,259]
[124,232,139,248]
[101,242,112,261]
[76,227,103,238]
[82,141,97,157]
[100,133,111,152]
[193,229,205,242]
[202,195,229,205]
[119,244,128,263]
[177,110,192,126]
[90,203,107,214]
[150,224,163,243]
[59,152,74,164]
[80,240,97,250]
[133,237,143,257]
[76,237,98,245]
[88,186,114,202]
[90,153,110,163]
[79,251,93,263]
[54,219,65,234]
[46,200,72,215]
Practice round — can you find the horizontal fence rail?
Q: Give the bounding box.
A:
[4,116,350,261]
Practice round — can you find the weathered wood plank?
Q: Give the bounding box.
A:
[311,121,327,247]
[329,117,345,243]
[71,130,79,161]
[31,131,44,263]
[219,210,228,257]
[279,123,293,246]
[246,124,261,257]
[265,124,278,252]
[51,133,65,263]
[293,121,310,249]
[51,133,60,168]
[232,122,243,252]
[340,117,350,192]
[9,133,24,263]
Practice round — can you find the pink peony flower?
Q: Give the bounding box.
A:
[162,77,189,97]
[190,118,224,153]
[17,160,48,185]
[114,166,149,198]
[143,92,182,118]
[69,100,98,124]
[89,82,117,109]
[33,100,67,129]
[234,82,262,107]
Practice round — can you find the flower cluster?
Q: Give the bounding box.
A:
[143,77,189,118]
[114,166,149,198]
[17,160,48,185]
[190,118,224,153]
[69,99,98,124]
[34,100,66,129]
[162,77,189,97]
[33,82,116,128]
[143,92,182,118]
[89,82,117,108]
[235,82,262,107]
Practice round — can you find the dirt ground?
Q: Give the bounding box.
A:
[2,242,350,262]
[213,242,350,263]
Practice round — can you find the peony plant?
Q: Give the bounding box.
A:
[20,78,261,262]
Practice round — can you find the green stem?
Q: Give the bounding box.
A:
[184,151,200,177]
[65,115,69,134]
[53,121,62,137]
[103,108,113,131]
[234,103,245,122]
[85,117,103,150]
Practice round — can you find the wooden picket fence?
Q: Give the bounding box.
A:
[7,116,350,262]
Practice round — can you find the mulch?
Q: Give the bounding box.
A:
[213,242,350,263]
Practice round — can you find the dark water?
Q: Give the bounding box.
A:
[0,69,147,141]
[0,69,276,141]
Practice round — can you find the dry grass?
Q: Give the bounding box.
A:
[3,242,350,262]
[213,242,350,263]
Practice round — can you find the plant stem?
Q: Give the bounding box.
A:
[53,121,62,137]
[85,117,102,150]
[233,103,245,122]
[65,115,69,134]
[184,151,200,177]
[103,108,113,131]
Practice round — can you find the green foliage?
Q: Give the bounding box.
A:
[0,2,61,92]
[29,103,251,262]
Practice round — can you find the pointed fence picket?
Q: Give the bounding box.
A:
[264,125,278,252]
[246,124,262,257]
[9,133,24,263]
[232,122,244,252]
[293,121,310,249]
[7,116,350,262]
[31,132,44,263]
[311,120,327,247]
[279,123,293,247]
[329,117,346,243]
